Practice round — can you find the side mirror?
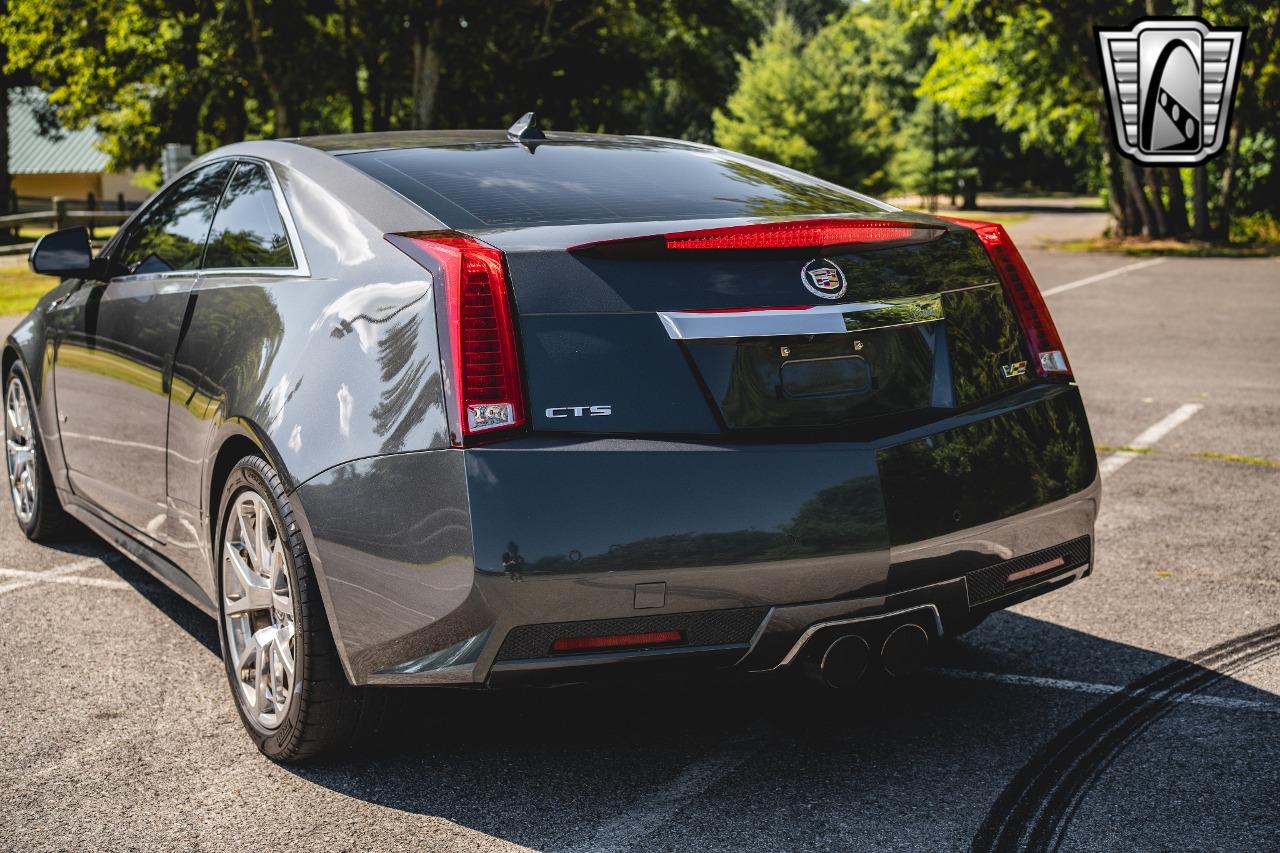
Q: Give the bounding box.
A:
[30,227,96,278]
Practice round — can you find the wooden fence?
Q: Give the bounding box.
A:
[0,196,136,243]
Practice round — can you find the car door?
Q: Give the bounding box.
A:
[51,160,234,539]
[163,159,305,576]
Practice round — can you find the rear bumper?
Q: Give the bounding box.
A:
[295,382,1098,686]
[487,486,1096,686]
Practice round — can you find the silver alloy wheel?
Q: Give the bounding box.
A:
[5,376,38,525]
[222,489,296,729]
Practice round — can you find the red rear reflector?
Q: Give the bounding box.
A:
[569,218,945,254]
[1007,556,1067,583]
[397,234,526,443]
[942,217,1072,377]
[550,630,685,654]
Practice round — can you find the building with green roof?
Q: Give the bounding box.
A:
[8,89,148,207]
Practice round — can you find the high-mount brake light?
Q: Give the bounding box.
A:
[395,234,526,444]
[569,218,946,254]
[942,217,1072,377]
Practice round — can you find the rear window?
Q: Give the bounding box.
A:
[340,141,884,229]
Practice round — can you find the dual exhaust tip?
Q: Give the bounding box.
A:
[805,623,930,689]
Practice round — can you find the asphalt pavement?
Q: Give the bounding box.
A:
[1,212,1278,852]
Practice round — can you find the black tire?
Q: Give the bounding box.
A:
[4,362,76,541]
[215,454,378,762]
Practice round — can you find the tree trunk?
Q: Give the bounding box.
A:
[172,16,203,152]
[1122,160,1156,237]
[243,0,294,137]
[1192,166,1210,238]
[1124,181,1142,236]
[0,36,10,218]
[341,0,363,133]
[217,81,249,146]
[1084,13,1135,237]
[1097,107,1133,235]
[1188,0,1208,239]
[365,44,387,131]
[410,7,443,129]
[1216,96,1245,238]
[1216,6,1280,240]
[1105,154,1130,234]
[1143,168,1168,238]
[1107,157,1134,235]
[1163,168,1189,236]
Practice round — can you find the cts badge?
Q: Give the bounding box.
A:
[1096,17,1244,165]
[546,405,612,418]
[801,259,847,300]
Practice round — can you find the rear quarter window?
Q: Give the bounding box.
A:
[204,162,295,269]
[340,141,885,229]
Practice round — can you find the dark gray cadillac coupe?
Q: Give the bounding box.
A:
[7,118,1098,760]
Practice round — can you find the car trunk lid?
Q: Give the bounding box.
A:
[474,215,1040,438]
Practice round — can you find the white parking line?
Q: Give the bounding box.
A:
[0,566,132,591]
[932,668,1280,715]
[1041,257,1167,297]
[1099,403,1203,479]
[0,556,116,596]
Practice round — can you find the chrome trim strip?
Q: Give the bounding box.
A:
[743,606,776,657]
[773,603,943,669]
[256,156,312,278]
[657,293,949,340]
[367,663,478,686]
[200,267,311,279]
[99,270,197,284]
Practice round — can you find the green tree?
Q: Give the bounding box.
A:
[920,0,1280,242]
[2,0,783,169]
[891,98,981,208]
[713,9,902,193]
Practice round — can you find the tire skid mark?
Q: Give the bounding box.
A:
[557,721,767,853]
[972,623,1280,853]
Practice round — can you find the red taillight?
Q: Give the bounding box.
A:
[398,234,526,443]
[943,217,1072,377]
[569,218,945,254]
[550,630,685,654]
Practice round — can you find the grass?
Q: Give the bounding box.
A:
[1191,451,1280,469]
[1096,444,1280,470]
[14,225,120,242]
[903,208,1032,226]
[944,211,1032,225]
[0,265,56,316]
[1053,237,1280,257]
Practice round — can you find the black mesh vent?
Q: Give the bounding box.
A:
[965,536,1092,606]
[496,607,769,661]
